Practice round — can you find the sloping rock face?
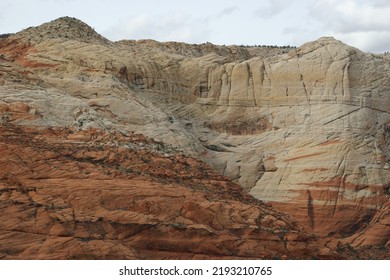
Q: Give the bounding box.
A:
[0,17,389,254]
[0,124,323,259]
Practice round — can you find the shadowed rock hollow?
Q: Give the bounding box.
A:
[0,17,388,259]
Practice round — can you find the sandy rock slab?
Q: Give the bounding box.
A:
[0,124,329,259]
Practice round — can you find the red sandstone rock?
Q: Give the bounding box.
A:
[0,125,327,259]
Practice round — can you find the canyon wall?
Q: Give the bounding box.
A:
[1,17,389,254]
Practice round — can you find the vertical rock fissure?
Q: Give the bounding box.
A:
[342,62,351,101]
[307,189,315,229]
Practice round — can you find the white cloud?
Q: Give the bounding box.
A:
[254,0,295,18]
[103,13,211,43]
[370,0,390,8]
[336,31,390,52]
[312,0,390,33]
[217,6,238,17]
[309,0,390,52]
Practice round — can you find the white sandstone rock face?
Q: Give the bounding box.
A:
[1,18,389,245]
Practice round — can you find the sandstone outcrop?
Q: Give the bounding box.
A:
[0,124,325,259]
[0,17,388,257]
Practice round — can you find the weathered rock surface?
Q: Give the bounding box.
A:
[0,17,388,257]
[0,124,325,259]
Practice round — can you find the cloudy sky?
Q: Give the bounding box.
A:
[0,0,389,53]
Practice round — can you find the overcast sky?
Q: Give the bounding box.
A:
[0,0,389,53]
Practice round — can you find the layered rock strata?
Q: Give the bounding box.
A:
[0,17,389,254]
[0,124,324,259]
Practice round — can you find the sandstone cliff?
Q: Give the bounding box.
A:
[0,17,388,258]
[0,123,327,259]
